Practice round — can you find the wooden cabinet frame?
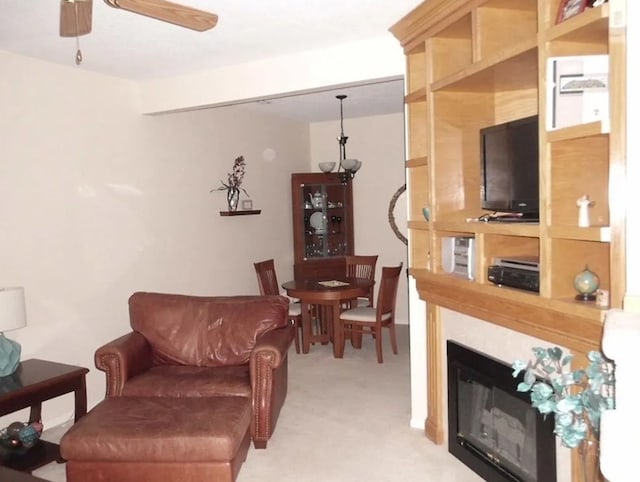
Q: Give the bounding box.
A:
[391,1,626,481]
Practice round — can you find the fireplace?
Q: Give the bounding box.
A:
[447,341,556,482]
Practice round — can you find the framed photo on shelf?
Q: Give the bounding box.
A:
[546,55,609,130]
[241,199,253,210]
[556,0,587,24]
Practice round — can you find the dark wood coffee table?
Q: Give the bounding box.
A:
[0,359,89,473]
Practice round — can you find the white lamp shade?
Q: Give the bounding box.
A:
[0,287,27,332]
[341,158,358,171]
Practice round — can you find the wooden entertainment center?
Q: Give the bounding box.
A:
[390,1,626,481]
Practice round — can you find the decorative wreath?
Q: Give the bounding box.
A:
[387,184,407,245]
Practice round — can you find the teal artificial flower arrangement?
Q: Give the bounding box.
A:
[512,347,614,449]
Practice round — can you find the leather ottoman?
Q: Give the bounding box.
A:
[60,396,251,482]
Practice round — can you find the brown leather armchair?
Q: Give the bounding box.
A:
[94,292,294,449]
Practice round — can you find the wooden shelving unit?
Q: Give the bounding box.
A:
[391,1,626,480]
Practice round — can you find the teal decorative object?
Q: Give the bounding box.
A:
[0,420,43,453]
[574,265,600,301]
[0,334,21,377]
[512,347,614,449]
[0,286,27,376]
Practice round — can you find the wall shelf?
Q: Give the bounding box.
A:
[219,210,261,216]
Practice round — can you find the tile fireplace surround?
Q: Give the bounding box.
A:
[438,309,572,482]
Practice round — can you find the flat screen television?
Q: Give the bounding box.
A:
[480,115,539,221]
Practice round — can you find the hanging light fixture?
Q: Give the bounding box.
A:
[335,94,361,183]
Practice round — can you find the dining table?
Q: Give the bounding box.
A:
[281,277,374,357]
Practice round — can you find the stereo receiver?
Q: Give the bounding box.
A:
[442,236,475,280]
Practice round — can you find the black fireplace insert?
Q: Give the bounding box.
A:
[447,341,556,482]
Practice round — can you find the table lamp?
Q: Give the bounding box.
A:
[0,287,27,377]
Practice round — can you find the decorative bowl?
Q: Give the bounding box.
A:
[0,421,43,454]
[318,162,336,173]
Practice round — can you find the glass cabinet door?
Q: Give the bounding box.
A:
[291,172,354,278]
[301,181,350,260]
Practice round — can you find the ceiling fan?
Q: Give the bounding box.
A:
[60,0,218,38]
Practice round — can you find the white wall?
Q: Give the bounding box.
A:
[309,113,409,324]
[0,51,309,428]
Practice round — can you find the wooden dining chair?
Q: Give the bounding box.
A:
[345,255,378,307]
[253,258,302,354]
[338,263,402,363]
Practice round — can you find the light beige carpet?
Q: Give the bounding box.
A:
[34,325,481,481]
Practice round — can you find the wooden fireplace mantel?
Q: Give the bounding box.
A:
[415,269,606,482]
[414,268,605,444]
[415,269,605,354]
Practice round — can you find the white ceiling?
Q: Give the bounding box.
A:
[0,1,420,122]
[229,79,406,122]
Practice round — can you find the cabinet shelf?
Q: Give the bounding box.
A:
[546,3,609,43]
[549,226,611,242]
[410,269,604,347]
[406,156,428,168]
[405,87,427,103]
[548,297,608,322]
[547,121,609,142]
[431,38,537,92]
[408,220,429,230]
[432,221,540,237]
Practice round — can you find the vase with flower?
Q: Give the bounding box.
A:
[512,347,615,482]
[211,155,249,211]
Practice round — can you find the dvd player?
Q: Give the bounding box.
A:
[493,256,539,271]
[488,256,540,293]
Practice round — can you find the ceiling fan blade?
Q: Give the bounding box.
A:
[104,0,218,31]
[60,0,93,37]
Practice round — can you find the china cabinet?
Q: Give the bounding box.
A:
[291,173,354,280]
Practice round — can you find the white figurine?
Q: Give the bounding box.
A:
[577,195,595,227]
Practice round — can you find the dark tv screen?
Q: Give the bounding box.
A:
[480,116,539,216]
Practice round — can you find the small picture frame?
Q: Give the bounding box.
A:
[556,0,588,24]
[241,199,253,210]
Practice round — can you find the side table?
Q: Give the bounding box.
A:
[0,466,49,481]
[0,359,89,473]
